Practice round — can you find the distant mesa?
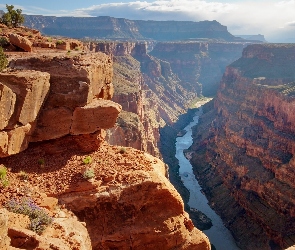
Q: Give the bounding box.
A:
[235,34,267,43]
[23,14,239,42]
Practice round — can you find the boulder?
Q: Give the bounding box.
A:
[0,71,50,128]
[0,83,16,130]
[9,33,33,52]
[0,209,10,249]
[0,124,32,157]
[71,99,122,135]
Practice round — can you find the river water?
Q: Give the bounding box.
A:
[175,108,240,250]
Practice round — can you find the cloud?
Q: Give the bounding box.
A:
[72,0,295,42]
[74,1,236,21]
[286,21,295,27]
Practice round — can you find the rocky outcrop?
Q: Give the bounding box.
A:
[189,44,295,249]
[0,24,83,52]
[0,52,121,157]
[0,137,211,250]
[58,152,210,250]
[0,207,92,250]
[8,33,33,52]
[0,38,211,249]
[24,15,237,41]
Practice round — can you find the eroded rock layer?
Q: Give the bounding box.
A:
[95,42,199,157]
[0,52,121,157]
[190,44,295,249]
[150,42,246,96]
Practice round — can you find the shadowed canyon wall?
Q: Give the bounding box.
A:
[150,42,247,96]
[189,44,295,249]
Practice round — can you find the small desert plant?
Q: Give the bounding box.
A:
[47,37,52,42]
[56,40,64,45]
[83,168,95,179]
[19,171,29,180]
[82,156,92,165]
[5,197,53,234]
[38,158,45,166]
[0,47,8,72]
[0,165,9,187]
[0,36,9,47]
[119,147,127,154]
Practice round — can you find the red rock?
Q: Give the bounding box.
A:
[0,83,16,130]
[9,33,33,52]
[71,99,122,134]
[58,153,210,250]
[0,70,50,127]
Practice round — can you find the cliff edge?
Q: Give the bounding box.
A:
[190,44,295,249]
[0,27,210,249]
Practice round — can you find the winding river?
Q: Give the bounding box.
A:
[175,107,240,250]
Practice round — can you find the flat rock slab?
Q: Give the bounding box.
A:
[71,99,122,134]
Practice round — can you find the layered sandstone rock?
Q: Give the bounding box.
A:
[0,24,83,52]
[0,207,92,250]
[150,41,246,96]
[0,71,50,157]
[9,33,32,52]
[24,15,236,41]
[94,42,200,157]
[56,151,210,250]
[190,44,295,249]
[0,52,121,157]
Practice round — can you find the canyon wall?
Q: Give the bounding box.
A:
[24,15,237,41]
[150,42,247,96]
[0,27,210,249]
[189,44,295,249]
[91,42,199,157]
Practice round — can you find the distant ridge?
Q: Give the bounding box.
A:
[235,34,267,42]
[23,15,238,41]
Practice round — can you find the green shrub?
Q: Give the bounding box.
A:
[83,168,95,179]
[19,171,29,180]
[56,40,64,45]
[0,47,8,72]
[0,36,9,47]
[119,147,127,154]
[38,158,45,166]
[0,165,9,187]
[0,4,24,28]
[5,197,53,234]
[82,156,92,164]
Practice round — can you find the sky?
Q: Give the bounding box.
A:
[1,0,295,42]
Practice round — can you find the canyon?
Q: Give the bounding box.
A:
[0,26,210,249]
[2,15,295,250]
[189,44,295,249]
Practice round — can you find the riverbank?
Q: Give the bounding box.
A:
[160,98,213,230]
[176,108,240,250]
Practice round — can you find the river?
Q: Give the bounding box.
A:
[175,107,240,250]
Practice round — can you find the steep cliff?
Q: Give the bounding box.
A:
[190,44,295,249]
[0,51,120,157]
[150,41,246,96]
[0,34,210,249]
[92,42,199,157]
[24,15,237,41]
